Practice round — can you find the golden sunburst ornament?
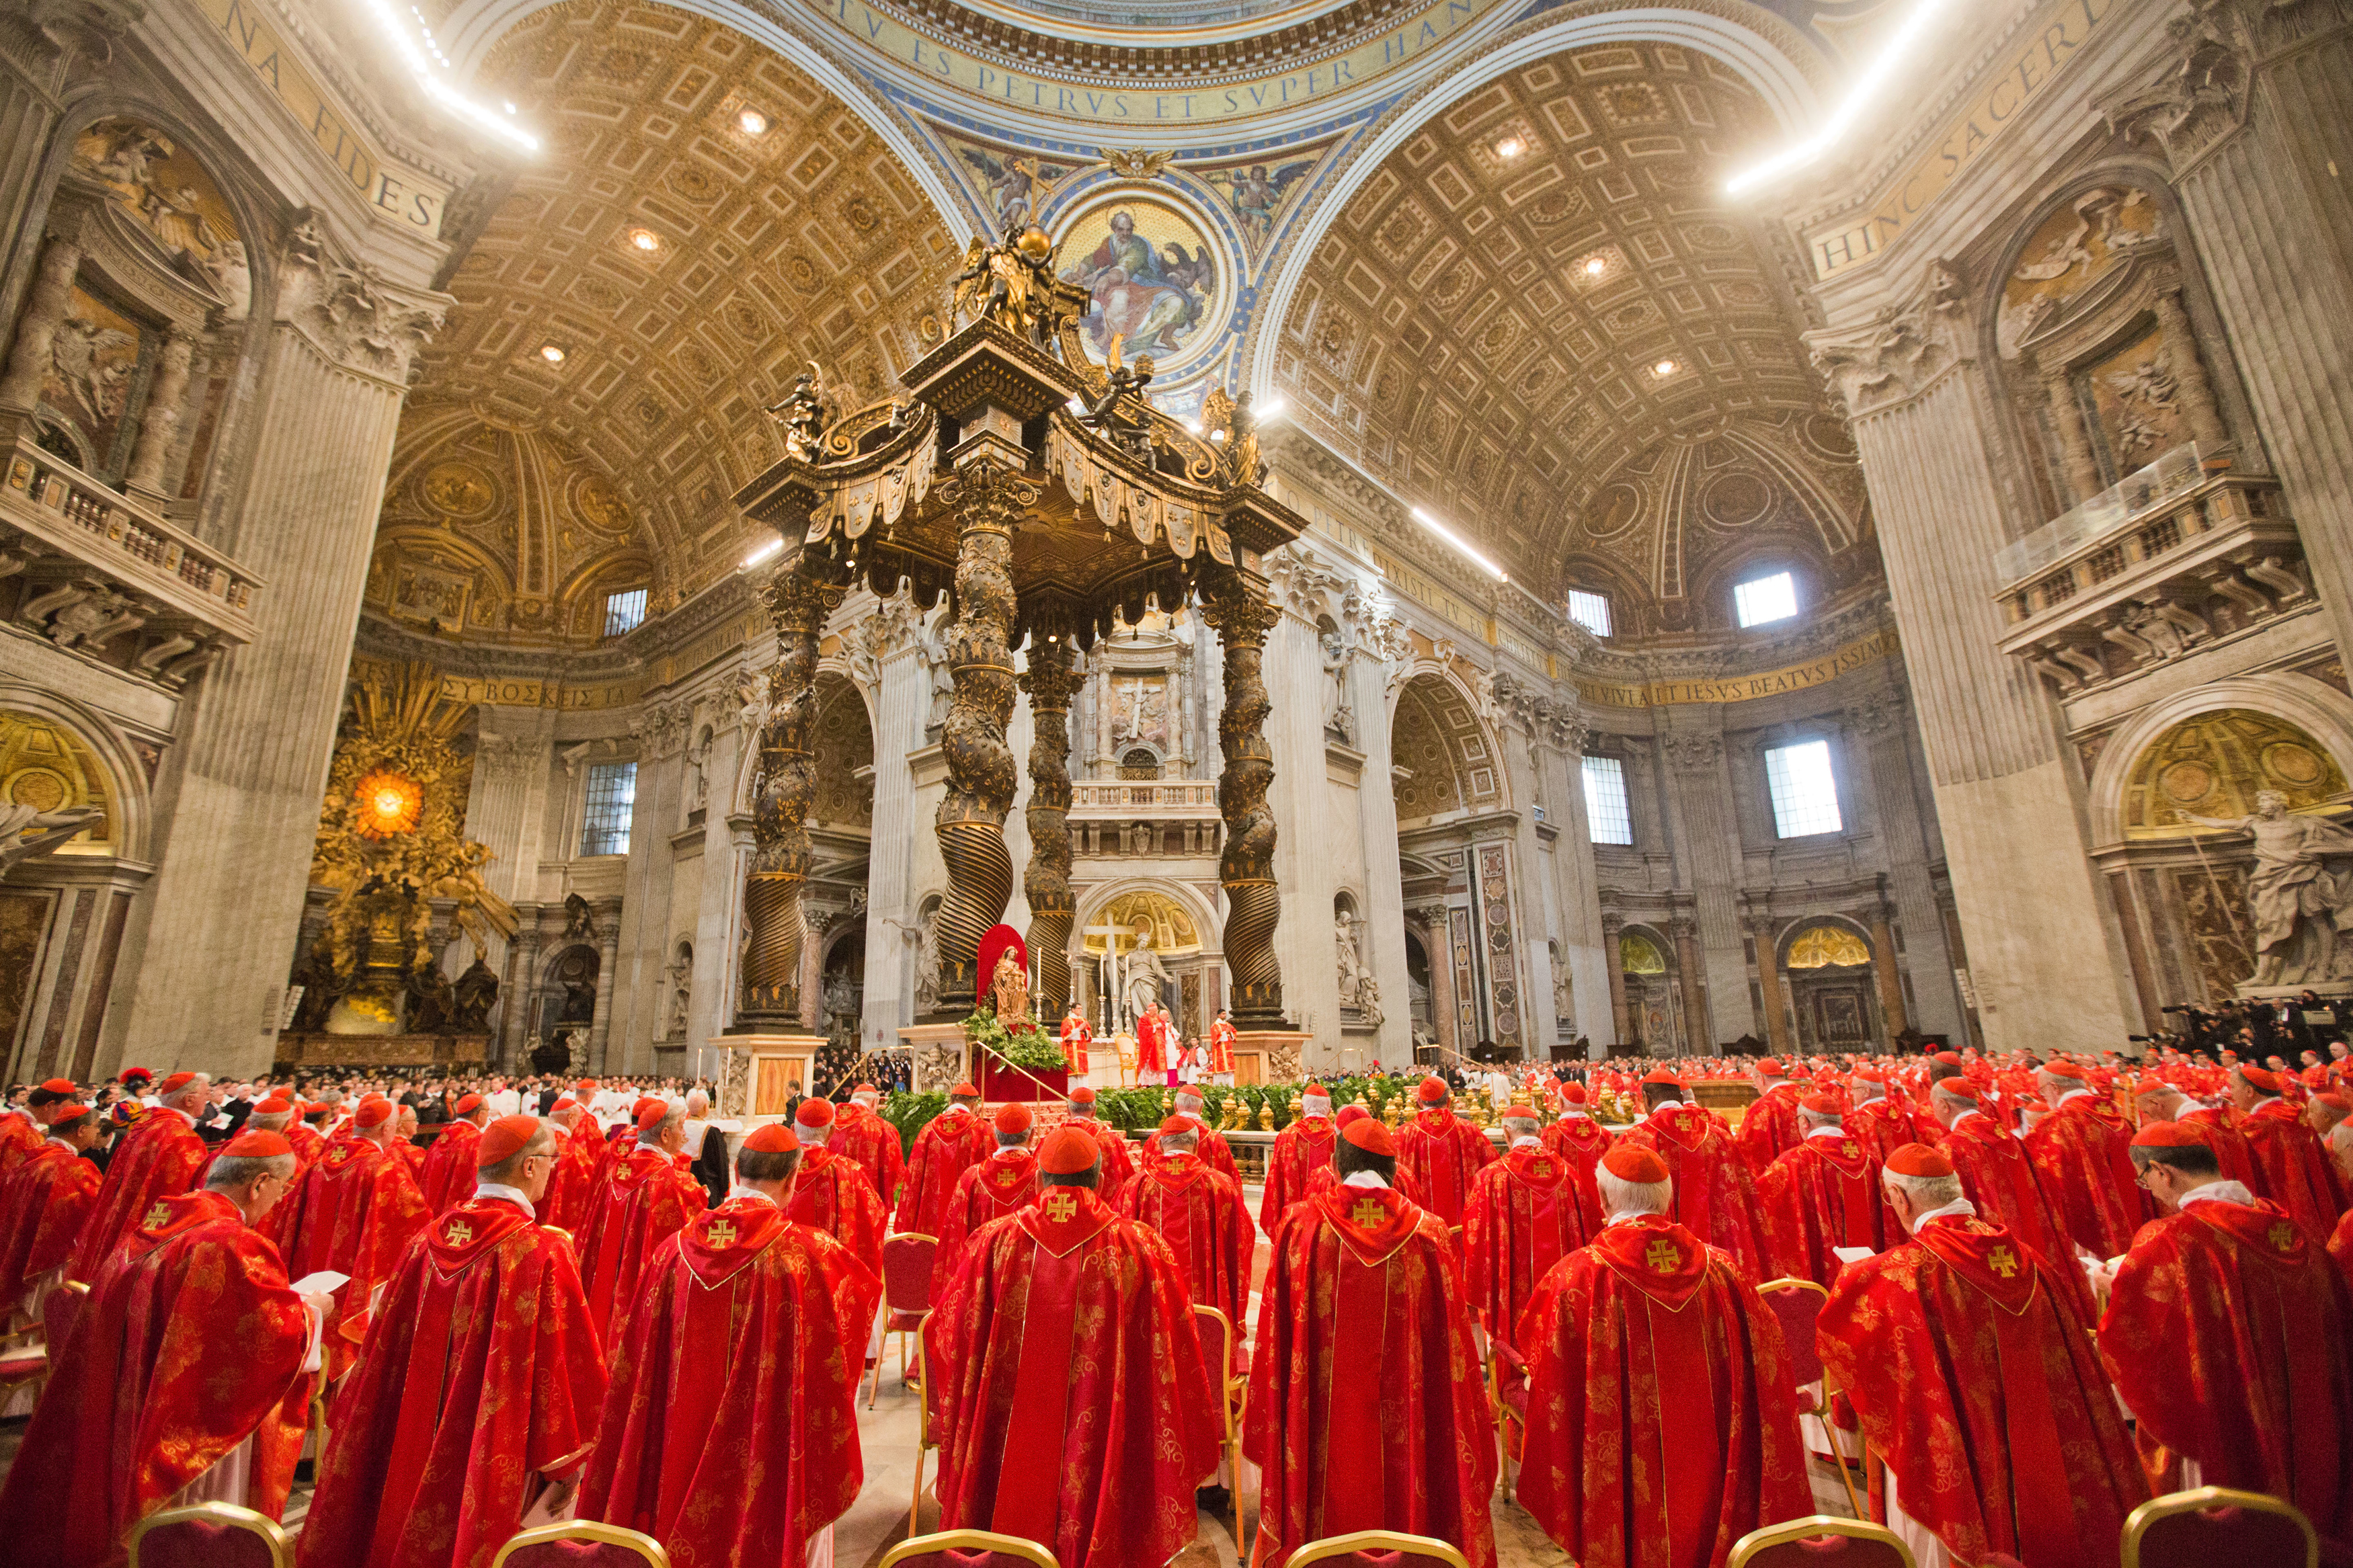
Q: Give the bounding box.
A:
[353,769,424,837]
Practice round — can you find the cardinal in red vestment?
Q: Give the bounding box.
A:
[413,1093,488,1214]
[2331,1123,2353,1286]
[1259,1083,1338,1229]
[1616,1071,1771,1278]
[898,1082,991,1237]
[2099,1121,2353,1542]
[1302,1106,1429,1207]
[0,1132,317,1566]
[0,1077,76,1186]
[1136,1003,1171,1082]
[1757,1095,1887,1286]
[1843,1068,1931,1165]
[1732,1061,1802,1175]
[537,1096,604,1235]
[928,1124,1220,1568]
[284,1095,430,1376]
[579,1122,881,1568]
[933,1102,1042,1298]
[2022,1059,2146,1257]
[65,1070,213,1286]
[1209,1009,1237,1077]
[1515,1143,1811,1568]
[1245,1117,1498,1568]
[253,1100,331,1260]
[0,1101,102,1320]
[1538,1083,1613,1240]
[1922,1077,2092,1316]
[1064,1086,1135,1206]
[833,1083,906,1212]
[1115,1116,1252,1325]
[1394,1075,1497,1232]
[2132,1078,2260,1192]
[1466,1101,1586,1342]
[1061,1004,1094,1075]
[1819,1143,2146,1568]
[781,1095,888,1277]
[2234,1064,2345,1233]
[1141,1086,1240,1184]
[577,1099,708,1339]
[301,1116,607,1568]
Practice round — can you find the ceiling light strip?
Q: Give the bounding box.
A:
[1722,0,1954,196]
[1410,506,1508,581]
[361,0,541,153]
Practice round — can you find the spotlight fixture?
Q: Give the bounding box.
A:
[1653,358,1678,376]
[738,108,769,136]
[1494,136,1525,159]
[1724,0,1958,195]
[539,343,567,364]
[1584,256,1608,277]
[1409,505,1509,581]
[741,537,783,571]
[629,228,662,253]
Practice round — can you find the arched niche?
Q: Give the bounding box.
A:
[1616,923,1683,1055]
[0,686,149,862]
[1778,916,1880,1050]
[2119,708,2347,840]
[1390,670,1509,825]
[2085,673,2353,852]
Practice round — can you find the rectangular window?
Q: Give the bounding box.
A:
[1765,739,1842,837]
[603,587,648,638]
[1734,570,1798,628]
[1564,589,1613,637]
[580,762,637,856]
[1581,754,1633,845]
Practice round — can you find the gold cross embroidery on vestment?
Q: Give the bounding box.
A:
[143,1202,171,1229]
[1645,1239,1681,1273]
[444,1221,473,1245]
[1043,1190,1080,1221]
[1351,1197,1387,1229]
[1988,1246,2020,1278]
[707,1219,737,1246]
[2270,1222,2297,1253]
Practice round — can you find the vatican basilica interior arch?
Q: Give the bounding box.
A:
[3,0,2350,1094]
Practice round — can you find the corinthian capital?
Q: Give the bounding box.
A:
[1804,259,1970,418]
[276,210,448,383]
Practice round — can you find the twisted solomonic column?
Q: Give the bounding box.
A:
[929,462,1031,1016]
[1203,573,1286,1026]
[1019,636,1082,1014]
[739,567,840,1027]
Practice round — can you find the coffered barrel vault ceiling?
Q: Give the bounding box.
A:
[1271,42,1874,629]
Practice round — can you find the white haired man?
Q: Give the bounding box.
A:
[65,1069,213,1286]
[2020,1059,2145,1257]
[577,1098,707,1339]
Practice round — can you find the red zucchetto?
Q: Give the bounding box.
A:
[743,1122,799,1154]
[993,1102,1033,1134]
[475,1116,543,1167]
[1601,1145,1670,1184]
[1037,1125,1101,1174]
[1884,1143,1954,1178]
[1341,1118,1398,1156]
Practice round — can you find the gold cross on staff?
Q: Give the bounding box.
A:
[1644,1239,1681,1274]
[143,1202,171,1229]
[707,1219,737,1246]
[1043,1190,1080,1221]
[1987,1246,2020,1278]
[1351,1198,1387,1229]
[444,1221,473,1245]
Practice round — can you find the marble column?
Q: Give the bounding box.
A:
[122,327,195,503]
[1600,912,1631,1049]
[587,911,621,1072]
[502,919,543,1069]
[738,569,837,1027]
[2036,358,2103,505]
[1808,276,2137,1057]
[1753,914,1794,1059]
[103,241,446,1075]
[0,7,118,331]
[688,712,752,1053]
[1204,574,1291,1032]
[609,713,682,1071]
[1868,903,1909,1039]
[1840,691,1960,1036]
[1019,636,1080,1011]
[1492,693,1554,1065]
[2151,291,2229,454]
[1671,915,1710,1054]
[861,628,925,1046]
[0,228,81,413]
[1351,647,1410,1065]
[1656,721,1743,1050]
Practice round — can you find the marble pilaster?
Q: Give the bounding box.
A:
[1259,609,1328,1056]
[1535,718,1613,1050]
[687,714,751,1052]
[861,638,926,1044]
[1656,720,1743,1051]
[1349,648,1410,1065]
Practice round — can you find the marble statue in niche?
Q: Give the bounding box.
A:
[2176,790,2353,985]
[664,943,693,1039]
[1320,624,1354,744]
[1120,925,1172,1026]
[1335,909,1370,1012]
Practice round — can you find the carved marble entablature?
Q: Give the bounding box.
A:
[1804,261,1970,418]
[277,210,447,385]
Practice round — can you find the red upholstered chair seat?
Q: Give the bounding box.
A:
[885,1308,928,1333]
[501,1542,663,1568]
[0,1346,46,1383]
[1758,1280,1825,1387]
[1729,1517,1911,1567]
[127,1507,289,1568]
[881,1234,938,1314]
[2130,1499,2316,1568]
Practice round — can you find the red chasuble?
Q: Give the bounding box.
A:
[578,1197,881,1567]
[1114,1149,1252,1324]
[1071,1118,1136,1208]
[1209,1019,1236,1074]
[1757,1132,1886,1287]
[2179,1105,2262,1193]
[577,1146,708,1339]
[1259,1113,1337,1231]
[2022,1093,2145,1257]
[0,1190,311,1567]
[1244,1184,1498,1568]
[412,1118,483,1214]
[1734,1085,1803,1175]
[932,1149,1041,1298]
[929,1188,1220,1568]
[2100,1195,2353,1542]
[1514,1214,1810,1568]
[301,1198,606,1568]
[897,1108,992,1237]
[1394,1107,1498,1231]
[0,1139,101,1311]
[1538,1115,1613,1242]
[832,1101,906,1212]
[1062,1016,1094,1074]
[1844,1097,1932,1166]
[2333,1207,2353,1290]
[286,1135,430,1376]
[253,1122,329,1258]
[65,1109,208,1284]
[785,1145,889,1277]
[2241,1098,2344,1233]
[539,1116,607,1235]
[1465,1143,1583,1339]
[1135,1012,1168,1074]
[0,1109,39,1175]
[1142,1120,1240,1185]
[1302,1160,1428,1209]
[1821,1214,2147,1567]
[1618,1104,1771,1279]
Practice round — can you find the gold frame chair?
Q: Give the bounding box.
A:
[127,1501,292,1568]
[910,1337,941,1536]
[1191,1303,1248,1501]
[1755,1276,1866,1520]
[2121,1485,2318,1568]
[881,1528,1060,1568]
[869,1230,939,1409]
[1728,1516,1915,1567]
[489,1520,672,1567]
[1281,1528,1473,1568]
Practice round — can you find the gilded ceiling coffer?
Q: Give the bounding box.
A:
[730,223,1310,1027]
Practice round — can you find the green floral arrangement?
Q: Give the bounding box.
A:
[962,1007,1069,1072]
[880,1090,945,1157]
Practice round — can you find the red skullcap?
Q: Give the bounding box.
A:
[1068,1086,1097,1104]
[1334,1105,1369,1129]
[50,1102,89,1121]
[452,1094,484,1116]
[631,1097,664,1122]
[744,1122,799,1154]
[1156,1115,1197,1137]
[1038,1124,1101,1175]
[1757,1060,1786,1077]
[2131,1120,2209,1149]
[253,1098,292,1114]
[2315,1094,2352,1114]
[159,1072,198,1095]
[2040,1059,2086,1080]
[1562,1083,1589,1104]
[1641,1068,1683,1086]
[1884,1143,1954,1178]
[1933,1051,1964,1067]
[1417,1075,1449,1104]
[1937,1079,1981,1102]
[223,1130,292,1159]
[1303,1083,1331,1102]
[1853,1067,1888,1084]
[301,1102,331,1116]
[952,1082,980,1098]
[2238,1065,2283,1093]
[1602,1145,1671,1184]
[353,1097,395,1129]
[794,1098,836,1129]
[852,1082,877,1095]
[39,1078,76,1095]
[1341,1118,1397,1156]
[575,1079,597,1095]
[551,1097,580,1113]
[994,1102,1033,1134]
[636,1100,673,1132]
[1800,1093,1843,1116]
[477,1115,542,1167]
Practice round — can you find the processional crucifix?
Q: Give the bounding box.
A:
[725,219,1306,1047]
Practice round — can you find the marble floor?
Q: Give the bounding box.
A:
[0,1173,1860,1567]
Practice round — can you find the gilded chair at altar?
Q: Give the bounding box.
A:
[1728,1517,1914,1568]
[489,1520,672,1568]
[2122,1486,2318,1568]
[881,1528,1060,1568]
[1756,1276,1866,1519]
[1280,1527,1473,1568]
[870,1230,939,1409]
[910,1334,945,1535]
[1488,1336,1529,1502]
[1191,1303,1247,1500]
[126,1502,291,1568]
